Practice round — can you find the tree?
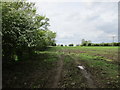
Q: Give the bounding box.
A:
[81,39,85,45]
[61,44,63,46]
[65,45,67,46]
[69,44,74,46]
[2,1,56,62]
[81,39,91,46]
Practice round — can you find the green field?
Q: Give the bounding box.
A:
[3,46,120,88]
[2,1,119,89]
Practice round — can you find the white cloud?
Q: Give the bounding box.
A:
[27,0,119,2]
[32,1,118,45]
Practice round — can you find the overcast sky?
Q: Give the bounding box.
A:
[28,0,118,45]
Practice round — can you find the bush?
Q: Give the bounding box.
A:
[69,44,74,46]
[61,44,63,46]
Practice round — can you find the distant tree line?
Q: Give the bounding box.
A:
[2,1,56,62]
[81,39,120,46]
[57,39,120,47]
[81,39,91,46]
[88,42,120,46]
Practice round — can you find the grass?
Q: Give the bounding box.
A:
[3,46,120,88]
[52,46,118,62]
[50,46,119,88]
[3,52,59,88]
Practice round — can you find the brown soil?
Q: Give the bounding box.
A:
[51,55,64,88]
[72,56,97,88]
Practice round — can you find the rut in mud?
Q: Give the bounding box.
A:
[51,54,64,88]
[51,53,96,88]
[74,56,96,88]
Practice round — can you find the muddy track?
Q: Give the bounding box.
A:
[51,54,64,88]
[71,55,96,88]
[58,50,96,88]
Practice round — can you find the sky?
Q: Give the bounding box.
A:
[27,0,118,45]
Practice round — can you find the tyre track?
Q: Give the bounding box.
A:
[73,56,96,88]
[51,54,64,88]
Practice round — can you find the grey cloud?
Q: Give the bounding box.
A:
[35,2,118,44]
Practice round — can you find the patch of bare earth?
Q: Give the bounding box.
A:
[44,54,64,88]
[61,49,86,54]
[51,55,64,88]
[71,56,97,88]
[77,60,106,88]
[57,55,88,88]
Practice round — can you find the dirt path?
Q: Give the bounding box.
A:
[51,54,64,88]
[72,56,96,88]
[60,50,96,88]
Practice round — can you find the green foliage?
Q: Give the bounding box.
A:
[61,44,63,46]
[81,39,119,46]
[2,1,56,62]
[81,39,91,46]
[91,42,120,46]
[69,44,74,46]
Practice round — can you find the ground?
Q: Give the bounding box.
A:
[3,46,120,88]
